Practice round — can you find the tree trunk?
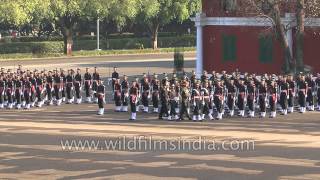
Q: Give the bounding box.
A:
[273,4,294,74]
[63,28,73,56]
[151,23,159,49]
[295,0,305,72]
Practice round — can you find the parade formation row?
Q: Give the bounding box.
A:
[0,66,320,121]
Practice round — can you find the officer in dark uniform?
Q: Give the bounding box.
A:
[111,67,119,92]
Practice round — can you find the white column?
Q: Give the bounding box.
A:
[97,18,101,50]
[194,13,206,79]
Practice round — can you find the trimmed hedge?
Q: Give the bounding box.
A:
[0,36,195,54]
[0,41,64,54]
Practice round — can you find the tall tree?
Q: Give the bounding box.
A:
[136,0,201,49]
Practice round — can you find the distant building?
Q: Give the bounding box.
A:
[193,0,320,76]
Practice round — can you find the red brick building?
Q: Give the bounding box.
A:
[193,0,320,76]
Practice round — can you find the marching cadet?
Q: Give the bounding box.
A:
[306,74,316,111]
[246,79,256,118]
[120,75,130,112]
[226,79,237,117]
[29,73,37,107]
[74,69,82,104]
[111,67,119,92]
[23,75,32,109]
[151,74,160,113]
[279,76,289,115]
[213,80,225,120]
[287,75,296,113]
[35,72,44,107]
[84,68,92,103]
[179,79,192,121]
[168,84,179,121]
[316,73,320,111]
[129,81,139,120]
[159,81,169,120]
[14,75,23,109]
[60,69,67,102]
[170,73,178,86]
[201,71,208,83]
[45,71,54,105]
[6,76,14,109]
[190,71,196,88]
[192,81,202,121]
[141,75,151,113]
[65,70,74,104]
[0,75,5,108]
[297,74,308,113]
[268,80,278,118]
[258,79,268,118]
[201,81,214,120]
[97,79,106,115]
[114,79,122,112]
[53,70,63,106]
[237,79,247,117]
[92,67,100,103]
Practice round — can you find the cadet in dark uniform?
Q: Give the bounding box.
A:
[237,79,246,117]
[141,76,150,113]
[74,69,82,104]
[306,74,316,111]
[192,81,202,121]
[168,84,179,121]
[279,76,289,115]
[60,69,67,102]
[151,74,160,113]
[120,75,129,112]
[268,81,278,118]
[201,81,214,120]
[316,73,320,111]
[0,75,5,108]
[129,81,139,120]
[53,70,62,106]
[297,74,308,113]
[35,73,44,107]
[159,81,169,120]
[97,79,105,115]
[226,79,237,117]
[45,71,54,105]
[213,80,224,120]
[113,79,122,112]
[258,79,268,118]
[246,80,256,118]
[65,70,74,104]
[111,67,119,92]
[178,80,192,121]
[14,76,23,109]
[84,68,92,103]
[92,67,100,103]
[287,75,296,113]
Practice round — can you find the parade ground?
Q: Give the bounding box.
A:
[0,54,320,180]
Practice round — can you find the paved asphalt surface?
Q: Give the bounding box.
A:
[0,53,320,180]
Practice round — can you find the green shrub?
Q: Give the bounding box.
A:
[0,41,64,54]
